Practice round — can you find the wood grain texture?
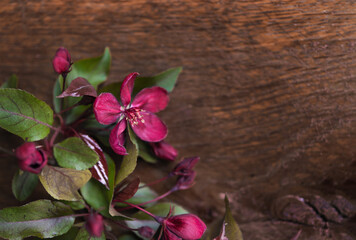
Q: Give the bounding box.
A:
[0,0,355,239]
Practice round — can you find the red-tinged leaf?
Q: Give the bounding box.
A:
[114,177,140,202]
[80,134,110,190]
[57,77,97,98]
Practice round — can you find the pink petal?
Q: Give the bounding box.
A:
[166,214,207,240]
[109,119,128,155]
[93,93,122,125]
[163,227,181,240]
[131,87,169,113]
[129,111,167,142]
[120,72,139,107]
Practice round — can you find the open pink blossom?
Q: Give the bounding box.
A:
[93,72,168,154]
[157,212,207,240]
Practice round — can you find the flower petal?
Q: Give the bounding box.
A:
[129,111,167,142]
[94,93,122,125]
[109,119,128,155]
[166,214,207,240]
[131,87,169,113]
[120,72,139,107]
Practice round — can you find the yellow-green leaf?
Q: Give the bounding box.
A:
[39,166,91,201]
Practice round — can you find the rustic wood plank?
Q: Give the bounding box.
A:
[0,0,355,238]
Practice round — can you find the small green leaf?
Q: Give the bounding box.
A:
[217,195,243,240]
[12,170,38,201]
[53,78,62,113]
[61,200,86,210]
[65,47,111,89]
[75,227,105,240]
[116,184,158,207]
[39,166,91,201]
[0,200,75,240]
[98,81,121,98]
[115,127,138,186]
[1,74,18,88]
[0,89,54,141]
[133,67,182,94]
[128,131,158,164]
[54,137,99,170]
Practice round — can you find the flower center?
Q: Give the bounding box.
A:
[124,108,146,126]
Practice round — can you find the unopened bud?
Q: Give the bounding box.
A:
[138,226,155,238]
[85,212,104,237]
[52,47,71,74]
[15,142,47,174]
[151,141,178,161]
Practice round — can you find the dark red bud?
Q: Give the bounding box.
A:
[173,171,196,191]
[163,214,207,240]
[171,157,199,176]
[138,226,155,238]
[151,141,178,161]
[85,212,104,237]
[15,142,47,174]
[52,47,71,74]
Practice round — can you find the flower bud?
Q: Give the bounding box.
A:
[138,226,155,238]
[151,141,178,161]
[85,212,104,237]
[15,142,47,174]
[52,47,71,74]
[171,156,199,176]
[162,214,206,240]
[173,170,196,191]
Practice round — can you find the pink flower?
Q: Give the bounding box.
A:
[93,72,169,155]
[15,142,47,174]
[85,212,104,237]
[52,47,71,74]
[158,213,207,240]
[151,141,178,161]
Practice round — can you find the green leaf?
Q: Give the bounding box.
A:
[54,137,99,170]
[0,200,75,240]
[53,78,62,113]
[12,170,38,201]
[98,81,121,98]
[217,195,243,240]
[115,127,138,186]
[65,47,111,89]
[61,200,86,210]
[0,89,54,141]
[75,227,105,240]
[116,183,158,207]
[39,166,91,201]
[50,227,80,240]
[133,67,182,94]
[126,202,188,240]
[1,74,18,88]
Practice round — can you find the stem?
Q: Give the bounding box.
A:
[120,201,158,220]
[139,175,171,189]
[106,218,138,231]
[0,146,15,157]
[115,189,174,211]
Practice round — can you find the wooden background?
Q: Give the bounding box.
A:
[0,0,355,239]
